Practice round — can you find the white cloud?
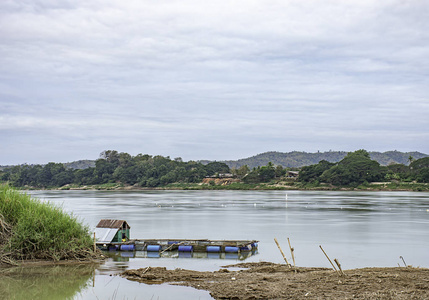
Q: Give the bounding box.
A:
[1,0,428,164]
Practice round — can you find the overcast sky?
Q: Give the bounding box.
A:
[1,0,428,165]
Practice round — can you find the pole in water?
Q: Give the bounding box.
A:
[274,238,291,267]
[319,245,340,275]
[287,237,296,267]
[334,258,345,276]
[285,193,288,208]
[400,256,407,267]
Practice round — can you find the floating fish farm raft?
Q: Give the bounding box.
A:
[98,238,259,253]
[95,219,258,255]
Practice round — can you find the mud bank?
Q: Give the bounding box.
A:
[122,262,429,299]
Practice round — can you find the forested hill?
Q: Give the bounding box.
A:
[201,151,428,169]
[64,160,95,169]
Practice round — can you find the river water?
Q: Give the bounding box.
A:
[2,190,428,299]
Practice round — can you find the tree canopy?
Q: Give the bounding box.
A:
[299,150,388,186]
[0,151,231,188]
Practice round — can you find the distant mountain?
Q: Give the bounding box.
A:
[0,160,96,171]
[200,151,428,169]
[64,160,96,169]
[2,151,427,171]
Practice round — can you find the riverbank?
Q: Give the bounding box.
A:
[122,262,429,299]
[0,185,101,265]
[47,181,429,192]
[0,258,102,268]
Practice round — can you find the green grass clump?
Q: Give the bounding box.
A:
[0,184,96,263]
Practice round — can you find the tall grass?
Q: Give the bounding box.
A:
[0,184,97,263]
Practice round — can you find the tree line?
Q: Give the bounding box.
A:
[298,150,429,186]
[1,149,428,188]
[0,150,231,188]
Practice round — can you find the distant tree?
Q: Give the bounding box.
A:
[52,170,74,187]
[100,150,120,167]
[259,162,276,182]
[298,160,335,183]
[39,163,67,187]
[236,165,250,178]
[320,150,385,186]
[242,163,276,183]
[118,152,133,167]
[409,157,429,183]
[93,159,116,184]
[205,162,230,176]
[74,168,96,185]
[386,163,409,180]
[275,165,285,177]
[409,157,429,170]
[416,169,429,183]
[242,169,261,184]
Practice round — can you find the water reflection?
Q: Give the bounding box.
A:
[20,189,429,299]
[102,250,258,261]
[0,264,95,300]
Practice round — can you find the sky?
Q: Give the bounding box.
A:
[1,0,428,165]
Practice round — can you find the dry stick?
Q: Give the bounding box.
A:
[334,258,345,276]
[287,238,296,267]
[160,241,184,254]
[319,245,341,275]
[400,256,407,267]
[274,238,291,267]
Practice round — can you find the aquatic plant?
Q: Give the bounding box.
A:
[0,184,98,264]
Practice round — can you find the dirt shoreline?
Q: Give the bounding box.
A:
[50,185,427,192]
[0,258,103,268]
[122,262,429,299]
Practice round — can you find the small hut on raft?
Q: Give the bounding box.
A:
[95,219,130,244]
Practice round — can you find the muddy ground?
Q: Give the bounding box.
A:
[122,262,429,299]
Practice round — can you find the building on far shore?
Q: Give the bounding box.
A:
[286,171,299,179]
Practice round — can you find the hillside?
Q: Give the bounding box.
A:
[201,151,428,169]
[2,151,427,171]
[64,160,96,169]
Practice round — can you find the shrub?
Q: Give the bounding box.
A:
[0,185,96,263]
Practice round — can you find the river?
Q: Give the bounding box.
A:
[2,190,428,299]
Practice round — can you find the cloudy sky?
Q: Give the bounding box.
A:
[1,0,428,165]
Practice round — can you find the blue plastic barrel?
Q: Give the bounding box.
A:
[147,245,162,252]
[206,246,221,253]
[240,245,252,252]
[225,246,239,253]
[108,245,118,251]
[179,252,192,258]
[207,252,221,259]
[168,241,179,245]
[147,252,160,258]
[120,244,135,251]
[178,245,193,252]
[121,251,135,258]
[225,253,239,259]
[251,242,258,249]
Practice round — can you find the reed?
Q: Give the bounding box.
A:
[0,184,97,263]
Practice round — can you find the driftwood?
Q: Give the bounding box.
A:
[274,238,291,267]
[287,238,296,267]
[160,242,185,254]
[334,258,345,276]
[319,245,341,276]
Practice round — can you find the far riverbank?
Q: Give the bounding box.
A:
[36,181,429,192]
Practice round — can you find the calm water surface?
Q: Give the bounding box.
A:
[3,190,428,299]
